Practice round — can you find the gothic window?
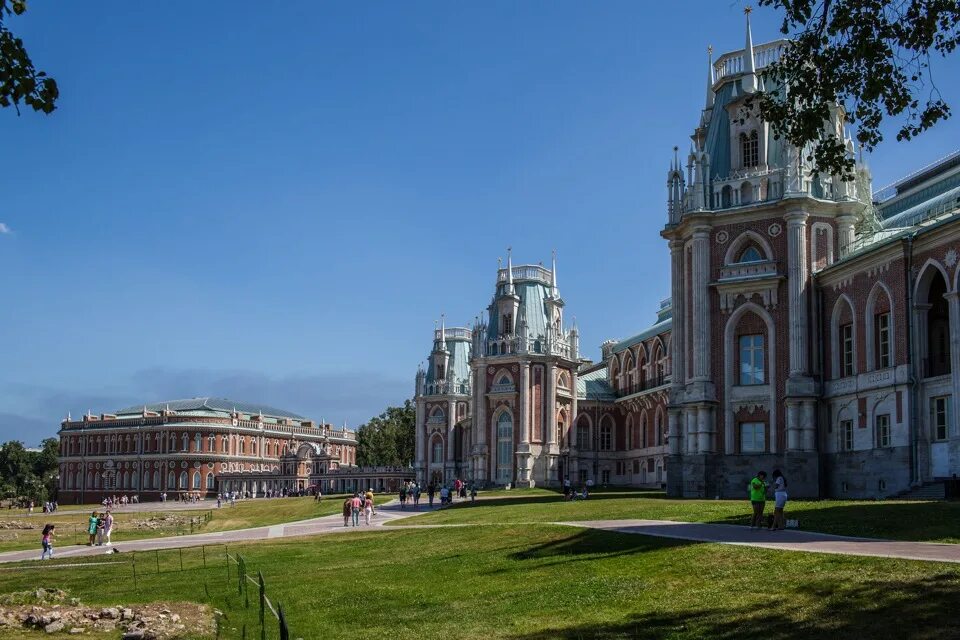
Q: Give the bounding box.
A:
[599,415,613,451]
[182,433,189,452]
[239,438,245,455]
[436,363,445,380]
[206,473,214,490]
[841,323,855,377]
[194,433,202,452]
[737,245,764,263]
[740,422,765,453]
[169,435,176,451]
[741,130,759,168]
[655,412,664,446]
[168,471,176,489]
[641,414,648,448]
[496,412,514,483]
[739,335,765,385]
[207,435,215,452]
[431,437,443,463]
[576,416,591,451]
[875,313,891,369]
[179,471,188,489]
[192,471,201,489]
[502,314,513,335]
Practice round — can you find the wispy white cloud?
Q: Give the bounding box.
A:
[0,223,10,234]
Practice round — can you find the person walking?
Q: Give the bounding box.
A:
[398,485,407,510]
[365,489,375,515]
[40,524,55,560]
[470,484,477,502]
[748,471,768,530]
[103,510,114,546]
[413,484,421,509]
[364,495,373,525]
[342,496,352,527]
[427,483,435,508]
[95,512,106,546]
[563,477,571,500]
[770,469,788,531]
[351,493,362,527]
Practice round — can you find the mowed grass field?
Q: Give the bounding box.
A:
[394,488,960,543]
[0,496,350,552]
[1,523,959,639]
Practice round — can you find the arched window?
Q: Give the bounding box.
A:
[431,436,443,463]
[656,412,664,446]
[181,433,189,452]
[498,375,510,386]
[741,130,759,167]
[206,473,214,490]
[153,470,160,489]
[641,414,648,448]
[626,415,634,449]
[179,471,188,489]
[221,435,229,453]
[576,415,591,451]
[207,435,215,452]
[169,435,176,451]
[194,433,201,452]
[496,412,514,483]
[239,438,245,455]
[737,246,763,263]
[192,471,201,489]
[599,415,614,451]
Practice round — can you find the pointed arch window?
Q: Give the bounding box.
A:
[741,130,759,168]
[599,416,613,451]
[576,416,591,451]
[737,245,764,263]
[431,436,443,463]
[496,412,514,483]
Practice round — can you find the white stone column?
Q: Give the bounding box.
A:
[801,400,817,452]
[685,407,699,454]
[668,408,682,456]
[786,401,801,452]
[446,398,456,463]
[691,228,712,381]
[696,405,714,453]
[414,399,424,482]
[669,240,686,386]
[836,214,857,257]
[546,362,558,449]
[786,211,810,377]
[946,293,960,434]
[519,362,530,445]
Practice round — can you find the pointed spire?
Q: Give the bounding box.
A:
[440,313,447,350]
[550,249,558,298]
[705,44,715,108]
[506,246,515,294]
[743,6,757,93]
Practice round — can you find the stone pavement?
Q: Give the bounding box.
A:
[562,519,960,564]
[0,501,432,564]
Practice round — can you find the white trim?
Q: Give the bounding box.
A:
[864,281,895,372]
[831,294,858,379]
[723,230,774,265]
[723,302,777,454]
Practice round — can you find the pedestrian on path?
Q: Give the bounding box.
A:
[365,489,375,515]
[748,471,768,529]
[770,469,788,531]
[342,497,352,527]
[40,524,55,560]
[103,511,114,546]
[351,493,362,527]
[87,511,98,546]
[364,496,373,525]
[427,484,435,507]
[399,485,407,510]
[470,484,477,502]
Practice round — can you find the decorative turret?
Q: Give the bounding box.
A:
[705,45,715,109]
[667,146,685,223]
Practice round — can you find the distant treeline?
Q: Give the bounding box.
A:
[0,438,59,504]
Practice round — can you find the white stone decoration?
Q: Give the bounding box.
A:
[716,230,729,244]
[768,222,782,237]
[946,248,958,268]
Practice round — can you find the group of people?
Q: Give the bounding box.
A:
[86,510,115,546]
[562,477,593,501]
[100,494,138,507]
[748,469,789,530]
[422,479,477,508]
[342,490,376,526]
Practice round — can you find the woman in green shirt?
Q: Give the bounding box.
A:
[748,471,767,529]
[87,511,99,546]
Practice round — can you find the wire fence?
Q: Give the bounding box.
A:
[121,544,291,639]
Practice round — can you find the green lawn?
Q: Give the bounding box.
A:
[393,488,960,543]
[0,496,348,552]
[0,524,958,639]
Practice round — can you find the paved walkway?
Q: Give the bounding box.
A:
[562,519,960,564]
[0,501,432,564]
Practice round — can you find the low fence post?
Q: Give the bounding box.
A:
[258,571,266,640]
[131,551,138,590]
[278,603,289,640]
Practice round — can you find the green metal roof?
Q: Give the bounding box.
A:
[577,367,615,401]
[115,398,310,421]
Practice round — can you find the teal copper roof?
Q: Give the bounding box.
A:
[115,398,310,421]
[612,298,672,354]
[577,367,615,401]
[425,329,473,385]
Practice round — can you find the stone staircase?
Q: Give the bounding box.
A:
[894,482,946,500]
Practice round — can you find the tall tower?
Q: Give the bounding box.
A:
[469,253,580,487]
[414,318,473,486]
[661,10,868,498]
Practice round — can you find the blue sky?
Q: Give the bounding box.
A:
[2,1,958,444]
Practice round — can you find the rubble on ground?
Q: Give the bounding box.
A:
[0,590,214,638]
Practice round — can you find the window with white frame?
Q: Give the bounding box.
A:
[741,130,759,168]
[875,413,891,448]
[496,412,513,483]
[739,334,765,385]
[931,396,949,441]
[739,422,765,453]
[841,323,855,377]
[840,419,854,451]
[599,419,613,451]
[576,419,590,451]
[431,437,443,463]
[875,313,891,369]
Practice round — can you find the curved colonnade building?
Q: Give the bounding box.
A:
[57,397,359,503]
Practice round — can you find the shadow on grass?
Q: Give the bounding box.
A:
[511,572,960,640]
[702,501,960,542]
[444,489,666,511]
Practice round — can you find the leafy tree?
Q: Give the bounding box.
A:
[355,401,415,467]
[0,438,60,503]
[1,0,58,114]
[753,0,959,177]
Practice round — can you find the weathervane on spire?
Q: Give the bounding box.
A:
[744,5,752,16]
